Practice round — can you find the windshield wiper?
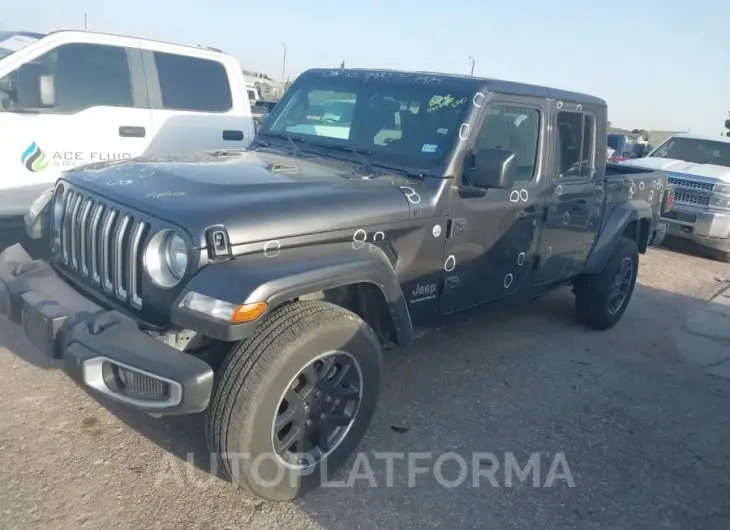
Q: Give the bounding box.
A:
[310,144,381,176]
[262,132,305,158]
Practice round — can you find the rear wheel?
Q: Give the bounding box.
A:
[206,301,382,501]
[574,236,639,330]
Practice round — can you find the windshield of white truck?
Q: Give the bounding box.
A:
[0,31,44,60]
[262,73,474,171]
[649,137,730,168]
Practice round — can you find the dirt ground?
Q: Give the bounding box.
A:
[1,238,730,529]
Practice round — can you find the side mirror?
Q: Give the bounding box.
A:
[468,147,517,189]
[16,62,55,109]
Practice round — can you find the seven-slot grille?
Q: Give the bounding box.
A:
[58,189,149,309]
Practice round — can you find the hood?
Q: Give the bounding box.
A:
[62,150,413,246]
[621,157,730,183]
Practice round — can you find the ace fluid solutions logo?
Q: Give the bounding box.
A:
[21,141,49,172]
[21,141,132,172]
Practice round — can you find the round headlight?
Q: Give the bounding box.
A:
[165,233,188,279]
[144,229,189,288]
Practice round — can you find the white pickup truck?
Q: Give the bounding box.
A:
[0,30,255,234]
[622,133,730,260]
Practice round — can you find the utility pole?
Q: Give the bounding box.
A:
[84,13,88,30]
[469,56,475,76]
[281,43,287,84]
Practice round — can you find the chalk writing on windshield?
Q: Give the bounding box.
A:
[427,94,467,113]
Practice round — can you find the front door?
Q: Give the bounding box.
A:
[533,102,601,285]
[0,41,152,218]
[439,96,548,313]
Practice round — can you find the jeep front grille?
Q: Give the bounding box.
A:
[59,190,149,309]
[673,191,710,207]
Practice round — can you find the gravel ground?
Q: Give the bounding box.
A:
[1,238,730,529]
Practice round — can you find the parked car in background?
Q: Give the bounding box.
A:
[0,29,255,238]
[251,100,277,133]
[247,86,261,103]
[622,133,730,260]
[607,133,649,162]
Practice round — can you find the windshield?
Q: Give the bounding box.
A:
[261,73,475,171]
[0,31,44,60]
[649,137,730,168]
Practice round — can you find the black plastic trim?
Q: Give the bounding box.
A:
[0,244,213,415]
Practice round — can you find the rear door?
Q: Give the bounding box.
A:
[439,95,548,313]
[142,50,253,154]
[0,41,152,217]
[533,102,601,286]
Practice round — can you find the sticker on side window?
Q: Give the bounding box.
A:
[421,144,438,153]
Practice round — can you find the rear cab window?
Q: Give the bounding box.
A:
[556,111,595,178]
[153,52,232,112]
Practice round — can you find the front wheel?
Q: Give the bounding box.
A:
[574,236,639,330]
[206,301,383,501]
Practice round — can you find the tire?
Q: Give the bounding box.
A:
[574,236,639,330]
[206,300,383,501]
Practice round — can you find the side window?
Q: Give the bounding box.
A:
[153,52,232,112]
[474,104,540,181]
[0,43,133,112]
[556,111,595,178]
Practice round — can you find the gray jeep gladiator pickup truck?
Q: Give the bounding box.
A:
[0,68,672,501]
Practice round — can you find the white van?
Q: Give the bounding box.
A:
[0,30,255,232]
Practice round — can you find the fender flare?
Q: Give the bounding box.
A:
[172,242,413,345]
[584,200,652,274]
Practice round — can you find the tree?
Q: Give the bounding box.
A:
[725,111,730,137]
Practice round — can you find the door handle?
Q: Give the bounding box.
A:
[223,130,244,141]
[119,126,146,138]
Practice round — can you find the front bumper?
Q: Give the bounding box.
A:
[660,205,730,252]
[0,244,214,415]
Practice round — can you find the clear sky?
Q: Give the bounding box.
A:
[3,0,729,135]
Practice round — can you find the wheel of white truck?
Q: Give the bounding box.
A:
[574,236,639,330]
[206,300,383,501]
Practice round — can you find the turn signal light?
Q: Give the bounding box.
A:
[231,302,268,323]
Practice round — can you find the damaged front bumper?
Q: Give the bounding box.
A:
[0,244,214,415]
